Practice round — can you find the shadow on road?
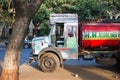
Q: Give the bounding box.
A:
[95,65,120,74]
[64,64,111,80]
[27,60,120,80]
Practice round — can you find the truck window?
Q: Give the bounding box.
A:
[56,23,64,47]
[68,26,77,37]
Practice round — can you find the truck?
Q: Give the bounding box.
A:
[29,14,120,72]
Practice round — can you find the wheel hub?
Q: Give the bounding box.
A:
[44,58,55,68]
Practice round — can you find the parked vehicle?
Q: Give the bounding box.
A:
[23,37,32,48]
[78,22,120,65]
[5,37,32,48]
[29,14,120,72]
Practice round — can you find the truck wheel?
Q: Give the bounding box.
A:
[39,52,60,72]
[115,59,120,67]
[113,52,120,67]
[96,57,117,66]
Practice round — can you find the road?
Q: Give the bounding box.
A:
[0,46,120,80]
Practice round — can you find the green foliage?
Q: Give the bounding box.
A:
[77,0,108,20]
[1,0,120,36]
[0,0,13,25]
[33,0,80,36]
[37,20,50,36]
[33,0,120,36]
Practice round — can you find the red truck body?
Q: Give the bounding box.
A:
[78,22,120,65]
[78,23,120,50]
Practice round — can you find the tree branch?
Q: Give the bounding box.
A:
[115,13,120,19]
[28,0,43,18]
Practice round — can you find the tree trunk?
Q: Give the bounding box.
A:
[0,16,30,80]
[0,0,43,80]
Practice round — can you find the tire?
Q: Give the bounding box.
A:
[24,44,29,48]
[39,52,60,72]
[96,57,117,66]
[115,59,120,67]
[113,52,120,67]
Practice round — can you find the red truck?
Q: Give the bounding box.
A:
[78,22,120,66]
[29,14,120,72]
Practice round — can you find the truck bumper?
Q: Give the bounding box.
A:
[29,52,38,64]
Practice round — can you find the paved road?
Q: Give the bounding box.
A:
[19,61,120,80]
[0,47,32,64]
[0,46,120,80]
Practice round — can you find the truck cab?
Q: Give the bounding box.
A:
[30,14,78,72]
[29,14,120,72]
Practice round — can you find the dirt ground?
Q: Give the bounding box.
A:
[19,63,120,80]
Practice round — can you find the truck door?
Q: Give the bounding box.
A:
[65,23,78,59]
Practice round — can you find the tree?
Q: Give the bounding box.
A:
[33,0,79,36]
[106,0,120,19]
[33,0,120,36]
[0,0,43,80]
